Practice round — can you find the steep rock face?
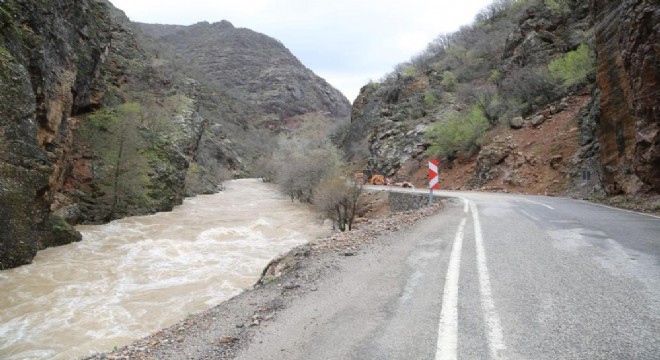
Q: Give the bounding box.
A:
[0,0,244,268]
[592,0,659,194]
[51,4,201,223]
[503,2,591,70]
[0,0,112,269]
[138,21,352,127]
[345,74,433,177]
[344,1,593,183]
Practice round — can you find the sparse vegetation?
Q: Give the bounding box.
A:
[256,117,365,232]
[548,44,595,88]
[423,91,438,108]
[314,175,362,231]
[82,103,152,220]
[273,136,342,203]
[501,65,561,116]
[441,71,458,91]
[544,0,574,14]
[425,106,489,160]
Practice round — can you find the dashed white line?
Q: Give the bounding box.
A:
[435,218,467,360]
[470,201,507,359]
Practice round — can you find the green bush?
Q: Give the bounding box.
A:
[402,65,417,77]
[441,71,457,91]
[423,91,438,108]
[425,106,489,159]
[548,44,595,88]
[365,80,380,92]
[489,69,502,84]
[545,0,573,14]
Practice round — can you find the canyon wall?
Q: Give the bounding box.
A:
[592,0,659,194]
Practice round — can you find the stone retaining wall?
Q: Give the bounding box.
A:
[388,191,443,212]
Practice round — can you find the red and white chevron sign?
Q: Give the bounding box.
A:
[429,160,440,190]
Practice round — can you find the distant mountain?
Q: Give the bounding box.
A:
[138,21,351,129]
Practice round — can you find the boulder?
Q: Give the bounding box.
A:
[468,136,516,187]
[531,114,546,127]
[509,116,524,129]
[549,155,564,169]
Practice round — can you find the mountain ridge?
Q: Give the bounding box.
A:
[137,21,351,128]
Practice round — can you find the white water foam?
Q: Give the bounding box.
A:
[0,179,328,359]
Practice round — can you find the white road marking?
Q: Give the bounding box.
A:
[435,218,467,360]
[470,201,507,359]
[515,197,555,210]
[548,220,579,224]
[519,209,540,221]
[461,197,469,213]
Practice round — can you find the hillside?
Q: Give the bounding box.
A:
[341,0,658,209]
[0,0,351,269]
[137,21,351,130]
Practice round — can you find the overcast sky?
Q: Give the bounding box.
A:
[109,0,494,102]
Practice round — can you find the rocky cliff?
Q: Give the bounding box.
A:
[1,0,112,269]
[345,1,590,175]
[345,0,657,204]
[0,0,208,268]
[592,0,659,195]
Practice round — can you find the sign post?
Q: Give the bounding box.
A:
[429,160,440,206]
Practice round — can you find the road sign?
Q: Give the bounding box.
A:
[429,160,440,190]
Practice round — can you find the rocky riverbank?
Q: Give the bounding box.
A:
[85,201,444,360]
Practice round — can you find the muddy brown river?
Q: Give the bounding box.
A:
[0,179,329,359]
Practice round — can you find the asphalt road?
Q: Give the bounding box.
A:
[235,189,660,360]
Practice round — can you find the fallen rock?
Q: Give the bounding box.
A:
[531,114,546,127]
[549,155,563,169]
[509,116,524,129]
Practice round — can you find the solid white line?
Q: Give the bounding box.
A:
[461,197,469,213]
[470,201,506,359]
[515,197,555,210]
[435,218,467,360]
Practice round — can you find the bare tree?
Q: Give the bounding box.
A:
[273,135,343,203]
[315,175,363,232]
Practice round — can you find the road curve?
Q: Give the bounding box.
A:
[235,188,660,359]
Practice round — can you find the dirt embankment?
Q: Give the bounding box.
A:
[404,93,660,215]
[407,94,592,195]
[85,196,443,360]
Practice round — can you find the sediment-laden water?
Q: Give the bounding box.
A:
[0,179,328,359]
